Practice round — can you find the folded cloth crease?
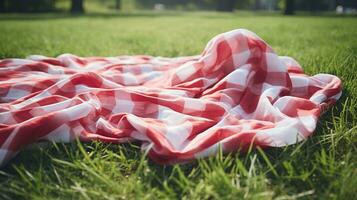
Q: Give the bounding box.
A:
[0,29,342,166]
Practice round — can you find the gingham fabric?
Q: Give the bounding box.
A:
[0,29,342,166]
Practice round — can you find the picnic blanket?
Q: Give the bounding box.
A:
[0,29,342,166]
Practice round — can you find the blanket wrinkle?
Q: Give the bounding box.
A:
[0,29,342,166]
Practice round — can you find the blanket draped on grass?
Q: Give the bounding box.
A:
[0,29,342,166]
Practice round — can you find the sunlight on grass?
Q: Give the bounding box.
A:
[0,11,356,199]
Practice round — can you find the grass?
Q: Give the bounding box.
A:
[0,11,356,199]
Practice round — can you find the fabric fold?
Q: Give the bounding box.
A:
[0,29,342,166]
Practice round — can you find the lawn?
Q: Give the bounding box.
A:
[0,11,356,199]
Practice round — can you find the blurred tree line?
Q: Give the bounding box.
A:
[0,0,356,13]
[0,0,56,12]
[135,0,356,13]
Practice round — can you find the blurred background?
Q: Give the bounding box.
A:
[0,0,356,15]
[0,1,356,200]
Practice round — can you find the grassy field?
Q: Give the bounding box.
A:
[0,11,356,199]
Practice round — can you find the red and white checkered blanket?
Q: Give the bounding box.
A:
[0,29,342,166]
